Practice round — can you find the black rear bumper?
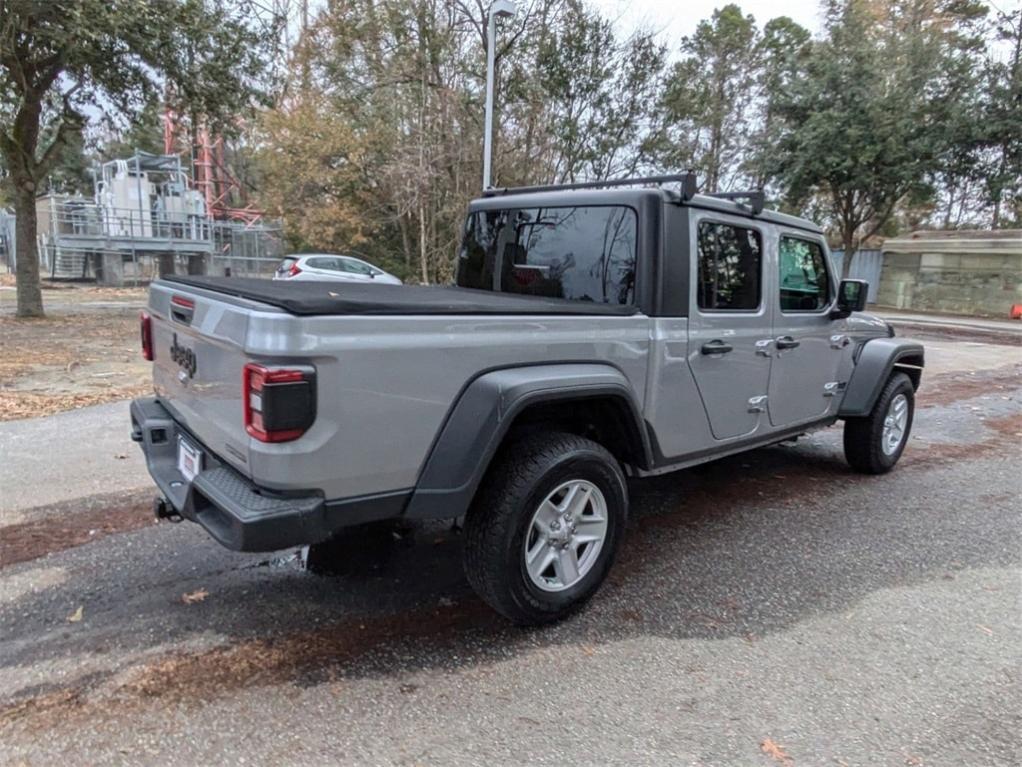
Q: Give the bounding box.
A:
[130,397,407,552]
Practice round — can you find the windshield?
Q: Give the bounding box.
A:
[456,205,637,304]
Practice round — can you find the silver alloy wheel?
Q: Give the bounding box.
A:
[882,393,909,455]
[523,479,608,593]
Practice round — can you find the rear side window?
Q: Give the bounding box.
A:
[306,257,339,271]
[457,206,637,305]
[779,236,831,311]
[696,221,762,311]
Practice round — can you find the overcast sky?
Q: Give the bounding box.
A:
[588,0,825,43]
[587,0,1020,55]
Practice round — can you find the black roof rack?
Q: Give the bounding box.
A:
[705,190,765,215]
[483,172,698,201]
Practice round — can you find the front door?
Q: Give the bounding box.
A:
[687,215,773,440]
[767,232,845,426]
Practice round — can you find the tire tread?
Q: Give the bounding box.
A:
[844,372,914,474]
[463,431,625,625]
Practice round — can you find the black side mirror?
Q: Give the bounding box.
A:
[832,279,869,319]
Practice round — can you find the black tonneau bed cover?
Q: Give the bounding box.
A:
[162,276,639,317]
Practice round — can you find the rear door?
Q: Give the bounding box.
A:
[766,231,845,426]
[686,213,773,440]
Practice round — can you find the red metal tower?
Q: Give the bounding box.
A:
[163,105,264,225]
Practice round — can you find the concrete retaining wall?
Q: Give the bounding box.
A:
[879,233,1022,318]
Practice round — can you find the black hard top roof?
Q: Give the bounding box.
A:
[468,187,823,235]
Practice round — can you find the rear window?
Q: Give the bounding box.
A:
[456,205,637,305]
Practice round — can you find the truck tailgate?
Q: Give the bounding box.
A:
[148,282,255,476]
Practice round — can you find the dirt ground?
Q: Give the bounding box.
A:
[0,282,150,421]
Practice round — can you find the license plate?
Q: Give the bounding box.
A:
[177,437,202,483]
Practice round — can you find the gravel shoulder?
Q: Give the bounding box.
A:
[0,285,149,421]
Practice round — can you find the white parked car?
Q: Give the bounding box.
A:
[273,254,403,284]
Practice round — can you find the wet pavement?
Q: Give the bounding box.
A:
[1,332,1020,766]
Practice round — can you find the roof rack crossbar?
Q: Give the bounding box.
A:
[706,190,765,215]
[484,172,698,201]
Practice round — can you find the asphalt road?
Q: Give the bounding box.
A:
[1,339,1020,766]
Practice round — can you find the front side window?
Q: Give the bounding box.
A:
[457,206,637,305]
[696,221,762,311]
[779,237,831,311]
[341,258,375,275]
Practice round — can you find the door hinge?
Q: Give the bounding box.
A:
[748,394,768,413]
[822,381,845,397]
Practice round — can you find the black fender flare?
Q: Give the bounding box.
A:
[839,338,925,417]
[403,363,651,521]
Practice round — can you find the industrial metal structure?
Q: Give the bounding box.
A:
[0,208,14,274]
[34,151,283,284]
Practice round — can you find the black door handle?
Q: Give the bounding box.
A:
[701,340,734,355]
[775,336,800,350]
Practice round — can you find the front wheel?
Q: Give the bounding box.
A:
[843,372,915,474]
[463,432,628,625]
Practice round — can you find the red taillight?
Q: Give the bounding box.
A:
[243,363,316,443]
[140,311,153,361]
[171,295,195,309]
[288,263,302,277]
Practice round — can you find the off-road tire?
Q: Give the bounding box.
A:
[463,431,628,626]
[843,372,915,474]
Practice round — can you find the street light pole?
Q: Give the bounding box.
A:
[483,0,517,191]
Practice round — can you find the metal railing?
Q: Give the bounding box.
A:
[41,199,213,245]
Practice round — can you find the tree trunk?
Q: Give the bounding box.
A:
[841,231,855,280]
[13,180,44,318]
[397,213,412,270]
[418,202,428,285]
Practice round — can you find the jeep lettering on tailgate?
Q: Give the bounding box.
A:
[170,333,196,379]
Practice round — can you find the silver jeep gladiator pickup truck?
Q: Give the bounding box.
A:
[131,174,924,625]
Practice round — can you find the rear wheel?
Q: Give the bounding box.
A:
[843,372,915,474]
[463,432,628,625]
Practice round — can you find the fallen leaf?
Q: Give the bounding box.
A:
[67,605,83,623]
[181,588,209,604]
[761,737,793,765]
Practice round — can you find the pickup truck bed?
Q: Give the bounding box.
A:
[163,275,639,316]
